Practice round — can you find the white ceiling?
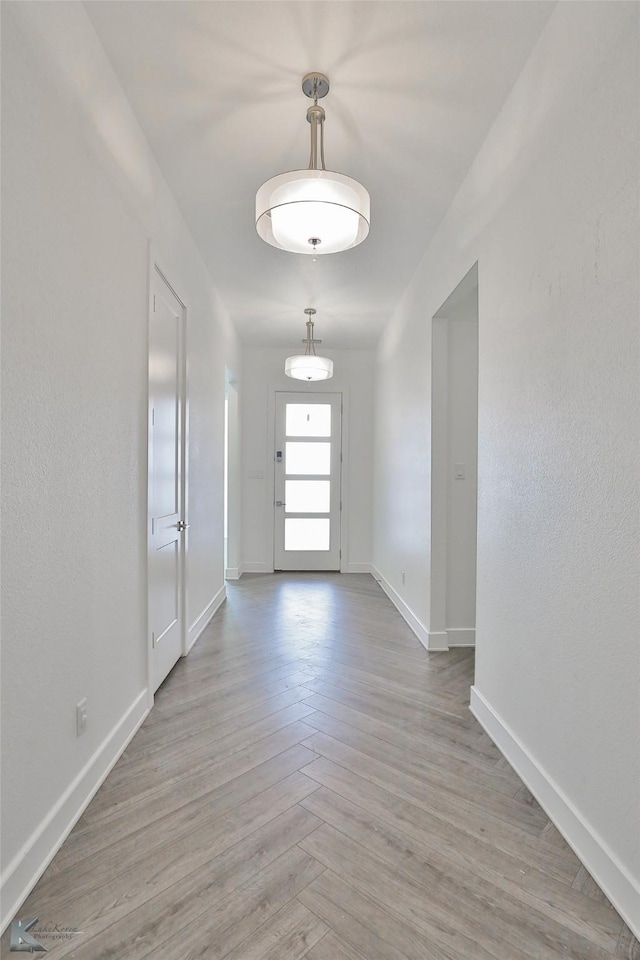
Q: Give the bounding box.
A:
[86,1,553,347]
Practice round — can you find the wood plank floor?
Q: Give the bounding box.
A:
[5,573,638,960]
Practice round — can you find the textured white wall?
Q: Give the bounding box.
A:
[241,347,375,573]
[374,0,639,923]
[0,3,240,921]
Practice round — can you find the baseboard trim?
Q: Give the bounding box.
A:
[224,563,245,581]
[426,630,449,651]
[0,690,149,934]
[243,562,272,574]
[446,627,475,647]
[470,686,640,940]
[344,563,372,574]
[371,566,429,649]
[186,585,226,653]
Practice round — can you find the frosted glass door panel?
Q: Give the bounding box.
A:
[285,480,330,513]
[285,519,330,551]
[286,442,330,475]
[286,403,331,437]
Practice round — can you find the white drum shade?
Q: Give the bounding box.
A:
[285,355,334,381]
[256,169,370,255]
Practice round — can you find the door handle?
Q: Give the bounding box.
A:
[275,501,286,507]
[177,520,190,531]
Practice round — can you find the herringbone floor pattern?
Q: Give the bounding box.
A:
[6,574,638,959]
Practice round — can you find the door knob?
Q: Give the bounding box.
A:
[177,520,190,531]
[275,501,286,507]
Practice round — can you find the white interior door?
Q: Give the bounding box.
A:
[148,266,186,692]
[274,392,342,571]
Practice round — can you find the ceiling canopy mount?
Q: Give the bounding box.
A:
[301,72,330,101]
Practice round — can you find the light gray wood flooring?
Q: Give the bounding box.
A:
[5,574,638,959]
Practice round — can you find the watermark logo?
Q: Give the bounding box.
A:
[9,918,46,953]
[9,917,80,952]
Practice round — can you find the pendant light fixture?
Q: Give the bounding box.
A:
[285,308,334,381]
[256,73,370,255]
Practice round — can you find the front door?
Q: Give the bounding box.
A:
[274,392,342,571]
[148,266,186,692]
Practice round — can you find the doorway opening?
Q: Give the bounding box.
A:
[429,263,479,651]
[224,369,241,579]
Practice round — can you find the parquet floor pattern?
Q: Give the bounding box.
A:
[6,574,638,959]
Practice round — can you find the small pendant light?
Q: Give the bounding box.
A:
[285,308,334,381]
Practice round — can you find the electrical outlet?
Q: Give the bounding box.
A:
[401,570,406,585]
[76,698,88,737]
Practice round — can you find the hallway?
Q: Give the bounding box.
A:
[8,574,636,959]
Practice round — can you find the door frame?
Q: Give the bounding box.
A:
[429,261,478,652]
[266,386,350,573]
[146,256,189,704]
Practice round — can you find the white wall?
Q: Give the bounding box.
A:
[0,3,240,929]
[241,346,375,574]
[373,2,639,934]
